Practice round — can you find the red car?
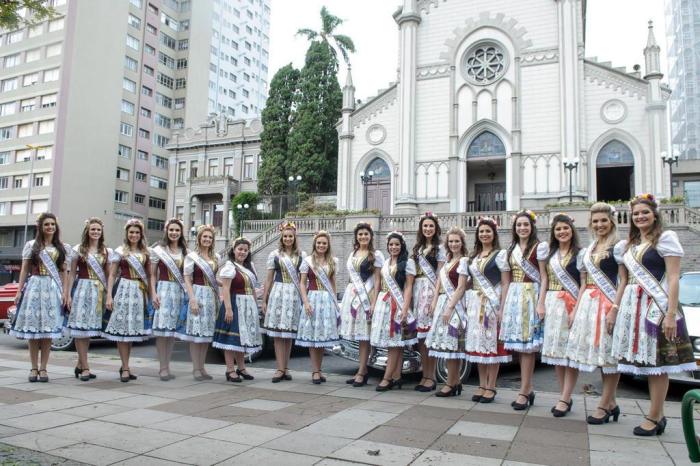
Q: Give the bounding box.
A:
[0,283,19,327]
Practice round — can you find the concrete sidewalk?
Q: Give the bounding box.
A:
[0,347,696,466]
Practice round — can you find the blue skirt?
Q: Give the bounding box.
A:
[212,294,262,353]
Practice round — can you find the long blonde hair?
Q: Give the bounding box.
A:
[122,219,148,253]
[444,226,468,261]
[195,225,216,256]
[589,202,618,254]
[311,230,335,278]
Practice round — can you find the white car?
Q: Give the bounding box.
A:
[670,271,700,384]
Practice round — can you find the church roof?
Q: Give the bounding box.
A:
[339,83,398,128]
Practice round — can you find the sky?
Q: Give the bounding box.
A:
[267,0,668,101]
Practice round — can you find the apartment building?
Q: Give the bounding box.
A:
[0,0,269,279]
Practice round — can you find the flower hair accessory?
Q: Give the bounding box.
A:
[164,218,184,231]
[514,210,537,224]
[279,221,296,232]
[126,218,143,228]
[478,216,498,228]
[420,211,437,220]
[630,193,659,207]
[196,224,215,233]
[386,230,404,240]
[551,212,574,225]
[313,230,330,239]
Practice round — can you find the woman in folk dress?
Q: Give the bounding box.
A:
[535,213,584,417]
[464,218,511,403]
[261,222,305,383]
[297,231,339,384]
[500,210,542,410]
[612,194,695,436]
[11,213,70,383]
[66,217,110,381]
[181,225,219,381]
[339,222,384,387]
[412,213,445,392]
[371,232,418,391]
[149,218,188,381]
[215,237,262,382]
[425,227,470,397]
[566,203,626,424]
[104,219,152,382]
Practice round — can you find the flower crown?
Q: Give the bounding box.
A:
[478,216,498,228]
[84,217,104,226]
[313,230,330,240]
[164,218,184,231]
[125,218,143,228]
[279,221,296,232]
[515,209,537,224]
[196,224,215,234]
[386,230,404,240]
[551,212,574,225]
[420,211,438,221]
[630,193,659,208]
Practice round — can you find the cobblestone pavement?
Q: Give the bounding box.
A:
[0,346,697,465]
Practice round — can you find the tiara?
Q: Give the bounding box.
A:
[196,224,214,233]
[420,211,437,220]
[126,218,143,227]
[386,230,404,240]
[164,218,184,231]
[478,216,498,227]
[551,212,574,225]
[279,221,296,232]
[630,193,659,207]
[313,230,330,238]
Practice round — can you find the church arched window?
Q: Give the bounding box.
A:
[467,131,506,157]
[463,42,508,85]
[597,140,634,166]
[364,157,390,180]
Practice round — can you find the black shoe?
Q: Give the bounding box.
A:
[552,399,573,417]
[392,379,403,390]
[633,416,666,436]
[375,379,394,392]
[471,386,486,402]
[283,368,292,381]
[312,371,323,385]
[236,369,254,380]
[74,366,81,379]
[119,368,131,383]
[38,369,49,383]
[272,370,285,383]
[416,378,437,393]
[480,388,497,404]
[159,371,171,382]
[353,373,369,388]
[511,392,535,410]
[435,384,463,397]
[226,371,242,383]
[587,405,620,424]
[28,368,38,383]
[79,369,93,382]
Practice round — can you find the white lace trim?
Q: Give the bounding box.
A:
[101,332,149,342]
[428,350,467,360]
[467,355,512,364]
[151,330,177,337]
[212,342,261,353]
[261,329,297,338]
[176,334,213,343]
[295,340,338,348]
[64,329,101,338]
[503,340,543,352]
[617,362,697,376]
[541,356,570,367]
[9,330,63,340]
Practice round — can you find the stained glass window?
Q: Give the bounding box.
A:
[365,157,390,179]
[467,131,506,157]
[597,140,634,166]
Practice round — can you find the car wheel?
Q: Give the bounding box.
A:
[435,358,471,384]
[51,334,75,351]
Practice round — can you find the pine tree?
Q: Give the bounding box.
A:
[257,64,299,195]
[287,41,342,193]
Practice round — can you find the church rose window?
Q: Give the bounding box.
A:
[463,42,507,85]
[597,140,634,166]
[467,131,506,157]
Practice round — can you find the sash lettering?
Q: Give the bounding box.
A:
[233,262,259,293]
[85,252,108,289]
[512,245,540,283]
[550,251,579,299]
[126,254,149,287]
[153,246,187,292]
[583,243,616,302]
[346,254,373,316]
[39,249,63,293]
[439,261,467,329]
[468,253,500,311]
[417,253,438,287]
[306,257,340,314]
[190,252,219,294]
[280,253,303,303]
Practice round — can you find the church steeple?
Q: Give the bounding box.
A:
[342,66,355,112]
[644,20,662,79]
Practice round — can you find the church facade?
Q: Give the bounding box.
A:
[336,0,671,214]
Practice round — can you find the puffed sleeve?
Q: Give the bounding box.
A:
[21,240,34,259]
[266,250,277,270]
[184,253,195,275]
[333,257,339,267]
[300,250,307,259]
[299,257,310,274]
[456,257,469,276]
[437,245,447,262]
[62,243,74,263]
[496,249,510,272]
[576,249,586,271]
[613,241,627,264]
[405,258,417,276]
[109,246,123,264]
[218,260,237,279]
[374,250,385,267]
[536,242,550,261]
[72,244,81,263]
[657,230,684,257]
[149,247,160,264]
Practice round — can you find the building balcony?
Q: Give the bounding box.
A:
[186,175,239,197]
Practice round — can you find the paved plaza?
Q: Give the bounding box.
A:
[0,346,696,466]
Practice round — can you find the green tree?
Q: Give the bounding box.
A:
[287,41,342,193]
[257,64,300,195]
[296,6,356,65]
[0,0,57,30]
[231,192,261,237]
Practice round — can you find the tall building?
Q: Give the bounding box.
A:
[0,0,269,277]
[665,0,700,207]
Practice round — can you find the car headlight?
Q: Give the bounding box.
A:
[7,307,16,322]
[693,338,700,352]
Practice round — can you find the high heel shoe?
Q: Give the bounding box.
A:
[79,369,93,382]
[272,370,285,383]
[38,369,49,383]
[392,379,403,390]
[192,370,206,382]
[375,379,394,392]
[75,366,97,380]
[633,416,667,436]
[28,368,38,383]
[552,399,573,417]
[352,373,369,388]
[312,371,323,385]
[587,405,620,424]
[511,392,535,410]
[236,369,254,380]
[416,378,437,392]
[480,388,497,404]
[74,367,81,379]
[435,384,463,397]
[225,371,242,383]
[471,386,485,402]
[283,368,292,381]
[119,368,131,383]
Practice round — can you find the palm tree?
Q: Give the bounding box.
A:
[296,6,356,65]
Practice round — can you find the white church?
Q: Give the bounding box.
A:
[336,0,671,215]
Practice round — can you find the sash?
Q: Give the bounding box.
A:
[346,254,373,316]
[512,245,540,283]
[280,253,303,302]
[468,254,500,311]
[191,253,219,294]
[550,251,579,299]
[125,254,149,288]
[582,244,617,303]
[85,253,108,289]
[623,246,680,325]
[39,249,63,293]
[153,246,187,292]
[381,262,417,337]
[417,253,438,287]
[234,262,259,291]
[309,258,340,314]
[439,262,467,329]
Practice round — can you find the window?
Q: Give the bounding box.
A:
[244,156,254,179]
[139,128,150,139]
[148,3,158,14]
[242,89,249,98]
[178,38,189,50]
[149,155,167,170]
[23,73,39,87]
[155,113,170,128]
[15,149,30,162]
[150,175,167,189]
[118,144,132,158]
[38,120,55,134]
[11,201,27,215]
[18,123,33,137]
[149,197,166,209]
[123,78,136,92]
[160,32,176,49]
[116,167,130,181]
[1,78,17,92]
[36,146,52,160]
[126,35,140,50]
[146,23,157,35]
[160,12,179,30]
[4,53,20,68]
[115,190,129,203]
[140,107,151,118]
[125,56,138,71]
[224,157,233,176]
[7,30,22,44]
[175,78,186,89]
[136,171,147,181]
[177,58,188,69]
[142,85,152,97]
[154,134,169,147]
[145,44,156,56]
[48,18,64,32]
[28,25,43,38]
[144,65,154,76]
[0,177,8,189]
[25,48,41,63]
[174,97,185,109]
[173,118,183,129]
[46,43,62,57]
[44,68,60,82]
[190,161,198,178]
[33,174,46,187]
[32,199,48,214]
[177,162,186,182]
[134,193,145,204]
[0,127,13,141]
[148,218,165,231]
[0,151,9,165]
[243,73,250,82]
[138,150,148,160]
[121,100,135,114]
[120,122,133,136]
[155,93,172,108]
[0,102,15,116]
[41,94,56,108]
[0,202,6,216]
[130,0,142,7]
[20,97,35,112]
[157,73,173,88]
[128,14,141,29]
[158,52,175,68]
[14,176,24,188]
[241,104,248,114]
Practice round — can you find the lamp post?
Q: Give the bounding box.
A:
[287,174,302,212]
[236,203,250,237]
[563,160,579,205]
[360,170,374,209]
[661,152,679,198]
[23,144,38,244]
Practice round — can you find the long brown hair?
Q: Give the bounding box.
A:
[160,218,188,255]
[311,230,335,278]
[470,218,500,260]
[412,214,442,261]
[353,222,375,271]
[79,217,107,258]
[547,213,581,260]
[31,212,66,270]
[627,195,663,250]
[122,219,148,253]
[444,226,468,262]
[507,210,539,263]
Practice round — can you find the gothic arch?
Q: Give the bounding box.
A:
[587,129,644,201]
[354,149,395,211]
[458,119,512,160]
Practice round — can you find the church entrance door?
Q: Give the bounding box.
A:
[474,183,506,212]
[596,140,635,202]
[366,181,391,214]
